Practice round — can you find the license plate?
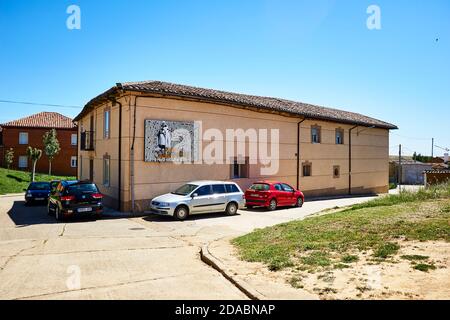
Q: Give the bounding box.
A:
[78,207,92,213]
[251,194,259,197]
[35,198,45,201]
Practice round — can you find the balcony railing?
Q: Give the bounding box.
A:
[80,131,95,151]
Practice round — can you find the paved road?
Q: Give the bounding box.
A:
[0,194,376,300]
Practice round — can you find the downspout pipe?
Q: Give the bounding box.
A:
[108,94,122,212]
[297,118,307,190]
[130,95,139,213]
[348,125,358,195]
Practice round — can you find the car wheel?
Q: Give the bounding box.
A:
[225,202,238,216]
[296,197,304,208]
[268,199,277,211]
[174,206,189,221]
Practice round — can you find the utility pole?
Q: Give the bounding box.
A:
[432,138,434,158]
[398,144,402,192]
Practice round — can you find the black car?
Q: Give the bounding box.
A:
[25,182,51,205]
[48,180,103,221]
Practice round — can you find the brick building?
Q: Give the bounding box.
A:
[0,112,78,176]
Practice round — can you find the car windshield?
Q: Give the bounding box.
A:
[172,184,199,196]
[67,183,98,194]
[249,183,270,191]
[29,182,50,190]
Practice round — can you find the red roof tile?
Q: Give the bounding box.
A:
[1,112,76,129]
[75,81,397,129]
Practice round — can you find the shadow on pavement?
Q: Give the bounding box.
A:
[143,211,241,223]
[7,201,55,226]
[305,193,378,202]
[6,201,122,227]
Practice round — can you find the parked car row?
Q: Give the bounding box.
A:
[150,180,304,220]
[24,180,103,221]
[24,178,304,222]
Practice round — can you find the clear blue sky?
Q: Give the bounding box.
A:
[0,0,449,156]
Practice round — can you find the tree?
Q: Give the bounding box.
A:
[4,148,14,169]
[27,146,42,182]
[43,129,61,175]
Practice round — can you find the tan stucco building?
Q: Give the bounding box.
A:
[74,81,397,212]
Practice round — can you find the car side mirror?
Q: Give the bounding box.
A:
[192,193,198,198]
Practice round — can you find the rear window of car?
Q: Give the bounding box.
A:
[249,183,270,191]
[281,184,294,192]
[67,183,98,194]
[274,184,283,191]
[225,184,240,193]
[29,182,50,190]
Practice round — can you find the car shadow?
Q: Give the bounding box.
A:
[7,200,56,226]
[7,200,119,226]
[142,211,242,222]
[241,206,297,212]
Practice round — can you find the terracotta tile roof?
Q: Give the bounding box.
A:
[75,81,398,129]
[1,112,76,129]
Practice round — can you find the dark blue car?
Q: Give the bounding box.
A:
[25,182,51,205]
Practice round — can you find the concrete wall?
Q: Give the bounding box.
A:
[78,94,390,212]
[401,164,432,185]
[0,127,78,176]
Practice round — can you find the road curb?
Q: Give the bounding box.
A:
[0,193,24,198]
[200,243,265,300]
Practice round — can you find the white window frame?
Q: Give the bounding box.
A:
[103,156,110,186]
[71,133,78,145]
[71,156,77,168]
[19,132,28,145]
[104,109,110,139]
[18,156,28,168]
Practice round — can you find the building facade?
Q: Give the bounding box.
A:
[0,112,78,176]
[74,81,397,212]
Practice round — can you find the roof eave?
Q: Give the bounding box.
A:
[74,86,398,130]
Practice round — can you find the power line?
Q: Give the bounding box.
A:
[0,99,83,109]
[390,132,431,141]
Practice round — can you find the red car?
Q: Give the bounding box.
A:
[244,181,304,211]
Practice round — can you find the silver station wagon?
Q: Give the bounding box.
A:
[150,181,245,220]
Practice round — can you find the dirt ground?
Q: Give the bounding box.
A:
[210,239,450,300]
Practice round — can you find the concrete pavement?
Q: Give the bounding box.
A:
[0,193,376,299]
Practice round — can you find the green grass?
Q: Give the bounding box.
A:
[373,242,400,259]
[389,183,398,190]
[413,263,436,272]
[401,255,429,261]
[333,263,351,269]
[232,183,450,274]
[0,167,76,195]
[346,183,450,211]
[341,255,359,263]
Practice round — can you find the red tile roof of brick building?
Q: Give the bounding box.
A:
[0,112,76,129]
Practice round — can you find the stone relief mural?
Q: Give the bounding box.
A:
[144,119,199,163]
